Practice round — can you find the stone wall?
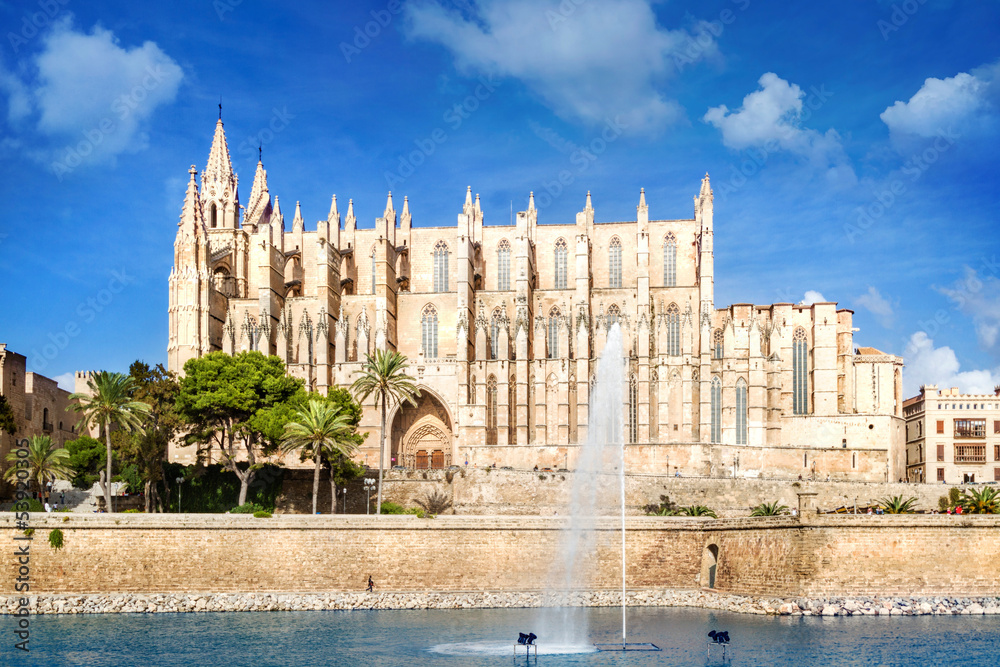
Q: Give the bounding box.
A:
[6,513,1000,599]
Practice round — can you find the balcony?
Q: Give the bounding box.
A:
[954,419,986,439]
[955,445,986,463]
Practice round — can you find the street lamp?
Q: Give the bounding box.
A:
[176,477,185,513]
[341,487,348,514]
[364,478,376,515]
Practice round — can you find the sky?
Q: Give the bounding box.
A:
[0,0,998,398]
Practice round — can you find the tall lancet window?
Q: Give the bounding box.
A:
[210,203,218,229]
[554,238,568,289]
[421,305,439,358]
[486,375,498,446]
[370,247,377,295]
[497,239,511,291]
[663,233,677,286]
[609,236,622,288]
[548,307,560,359]
[433,241,449,292]
[629,373,638,444]
[665,303,680,356]
[490,309,502,359]
[736,378,748,445]
[713,328,724,359]
[711,376,722,444]
[793,327,809,415]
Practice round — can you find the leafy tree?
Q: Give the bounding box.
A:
[175,352,302,506]
[960,487,999,514]
[750,501,790,517]
[64,435,106,489]
[677,505,718,517]
[68,372,151,512]
[876,495,919,514]
[0,393,16,436]
[351,350,419,515]
[280,399,358,515]
[3,435,73,495]
[938,487,963,512]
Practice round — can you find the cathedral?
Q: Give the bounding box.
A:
[168,118,905,481]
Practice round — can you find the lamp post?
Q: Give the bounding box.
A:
[341,487,348,514]
[364,478,376,515]
[176,477,184,514]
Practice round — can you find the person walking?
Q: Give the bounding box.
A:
[367,575,374,592]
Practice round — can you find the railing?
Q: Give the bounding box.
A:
[955,445,986,463]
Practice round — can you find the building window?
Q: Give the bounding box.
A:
[370,248,377,294]
[852,452,856,469]
[665,303,680,356]
[936,420,945,434]
[712,328,723,360]
[210,202,217,229]
[433,241,449,292]
[490,310,502,360]
[710,376,722,444]
[937,444,945,461]
[421,305,438,358]
[548,308,560,359]
[792,327,808,415]
[486,375,498,446]
[607,304,620,327]
[509,375,517,436]
[609,236,622,288]
[995,468,1000,482]
[954,419,986,438]
[995,444,1000,461]
[994,420,1000,434]
[627,373,638,444]
[663,233,676,287]
[735,378,747,445]
[497,239,511,291]
[937,467,945,482]
[955,444,986,463]
[554,238,568,289]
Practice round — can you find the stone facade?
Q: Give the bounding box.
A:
[0,344,83,478]
[168,119,905,481]
[903,384,1000,484]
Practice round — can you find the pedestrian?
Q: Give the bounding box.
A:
[367,575,374,592]
[60,491,65,505]
[44,501,52,513]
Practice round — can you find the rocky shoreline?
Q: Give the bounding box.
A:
[2,590,999,616]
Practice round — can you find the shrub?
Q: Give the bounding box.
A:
[644,495,679,516]
[750,501,789,517]
[414,490,452,515]
[230,502,267,515]
[876,495,918,514]
[678,505,717,518]
[253,511,273,518]
[48,528,64,550]
[123,509,142,514]
[12,498,44,513]
[23,528,34,537]
[379,501,407,514]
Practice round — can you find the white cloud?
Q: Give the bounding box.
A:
[53,372,75,392]
[404,0,720,133]
[902,332,1000,397]
[799,290,827,306]
[937,266,1000,352]
[0,19,183,165]
[881,61,1000,138]
[855,286,895,328]
[703,73,855,185]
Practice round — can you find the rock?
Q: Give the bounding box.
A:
[822,605,839,616]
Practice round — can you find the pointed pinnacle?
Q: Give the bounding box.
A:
[528,191,535,211]
[585,190,593,210]
[329,194,338,219]
[639,187,647,208]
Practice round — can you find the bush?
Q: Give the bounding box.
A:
[378,502,427,518]
[253,510,272,518]
[48,528,64,550]
[415,490,452,515]
[750,501,789,517]
[123,509,142,514]
[230,502,267,515]
[12,498,45,513]
[644,495,679,516]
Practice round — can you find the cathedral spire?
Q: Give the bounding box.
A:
[272,196,283,225]
[293,200,304,232]
[384,191,394,218]
[528,191,536,211]
[465,186,473,208]
[700,173,712,199]
[329,194,339,221]
[244,157,270,227]
[346,198,356,232]
[585,190,593,211]
[474,193,481,214]
[639,187,647,209]
[202,117,236,194]
[178,165,206,236]
[401,195,410,219]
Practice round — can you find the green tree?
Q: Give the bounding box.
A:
[3,435,73,495]
[322,387,367,514]
[280,399,358,515]
[750,501,789,517]
[350,350,420,516]
[69,371,152,512]
[64,435,106,489]
[175,352,302,506]
[960,487,1000,514]
[876,495,919,514]
[0,393,16,436]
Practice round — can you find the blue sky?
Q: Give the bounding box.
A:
[1,0,998,397]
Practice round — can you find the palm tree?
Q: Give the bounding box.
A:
[3,435,73,497]
[750,501,789,517]
[350,350,420,516]
[678,505,718,518]
[876,495,919,514]
[960,487,999,514]
[69,371,151,512]
[280,399,358,515]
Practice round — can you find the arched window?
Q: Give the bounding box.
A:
[609,236,622,288]
[548,307,560,359]
[433,241,449,292]
[370,246,377,295]
[491,309,502,359]
[497,239,511,291]
[43,408,49,427]
[736,378,747,445]
[713,329,724,359]
[793,327,808,415]
[629,373,638,444]
[663,232,676,287]
[486,375,498,446]
[710,377,722,444]
[421,305,438,358]
[554,238,568,289]
[210,202,218,229]
[665,303,680,356]
[607,304,620,327]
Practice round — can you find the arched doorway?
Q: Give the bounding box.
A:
[390,388,454,469]
[702,543,720,589]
